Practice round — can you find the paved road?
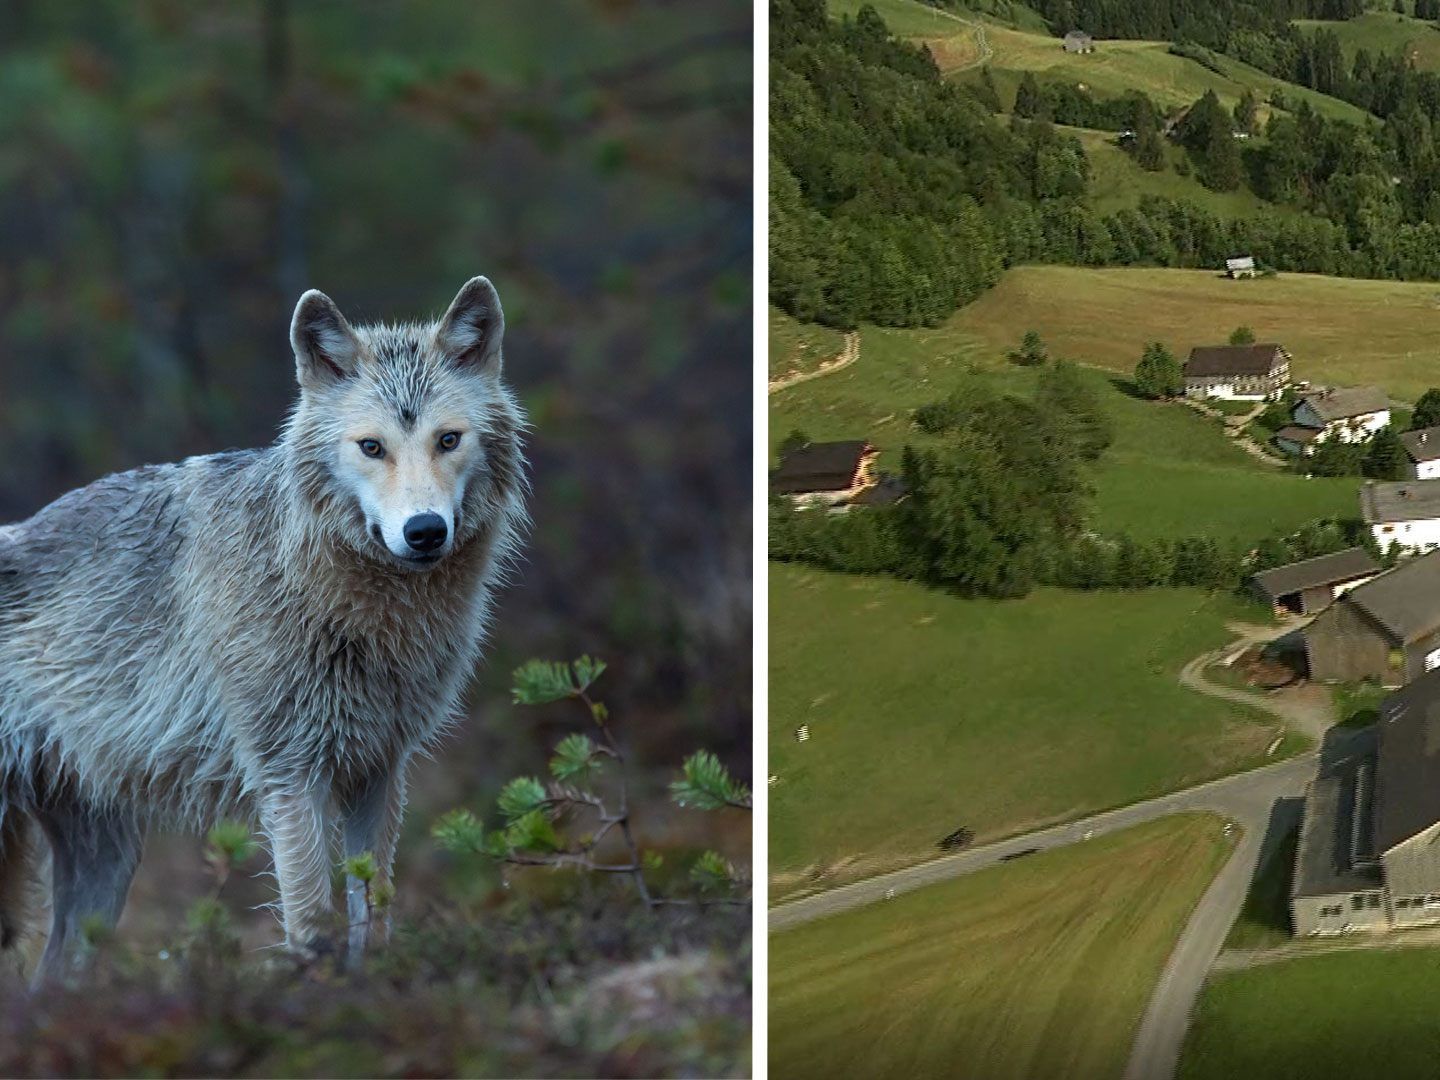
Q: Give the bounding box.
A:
[768,749,1318,932]
[771,626,1351,1077]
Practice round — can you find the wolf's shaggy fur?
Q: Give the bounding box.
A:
[0,278,527,981]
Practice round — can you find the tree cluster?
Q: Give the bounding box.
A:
[770,361,1108,597]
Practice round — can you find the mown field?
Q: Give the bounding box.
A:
[1294,12,1440,71]
[952,265,1440,401]
[768,315,1356,542]
[769,307,846,380]
[771,814,1235,1080]
[1181,948,1440,1079]
[769,565,1298,894]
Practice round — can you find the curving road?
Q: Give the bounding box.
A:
[770,628,1351,1078]
[769,748,1316,931]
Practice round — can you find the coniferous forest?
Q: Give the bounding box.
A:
[771,0,1440,329]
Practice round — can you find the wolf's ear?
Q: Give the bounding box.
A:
[435,276,504,376]
[291,289,363,390]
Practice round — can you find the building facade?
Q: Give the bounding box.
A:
[1362,479,1440,554]
[1183,343,1291,401]
[1304,549,1440,684]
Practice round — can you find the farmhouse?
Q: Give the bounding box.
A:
[1292,386,1390,446]
[1182,343,1291,401]
[1292,669,1440,935]
[1250,547,1380,617]
[770,439,878,507]
[1226,256,1257,278]
[1062,30,1094,52]
[1361,478,1440,554]
[1400,426,1440,480]
[1304,549,1440,684]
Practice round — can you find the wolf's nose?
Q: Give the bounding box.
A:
[403,513,448,553]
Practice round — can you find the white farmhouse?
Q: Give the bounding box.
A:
[1401,426,1440,480]
[1363,479,1440,553]
[1292,386,1391,446]
[1183,343,1291,401]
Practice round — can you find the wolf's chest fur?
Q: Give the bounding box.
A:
[227,549,492,783]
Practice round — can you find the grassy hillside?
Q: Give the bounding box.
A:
[768,318,1356,542]
[771,814,1235,1080]
[1295,12,1440,72]
[951,265,1440,400]
[769,565,1298,894]
[1069,124,1278,217]
[1182,949,1440,1079]
[953,23,1369,121]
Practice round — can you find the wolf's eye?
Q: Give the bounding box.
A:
[358,438,385,459]
[437,431,461,452]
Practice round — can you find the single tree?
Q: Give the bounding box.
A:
[1014,72,1045,119]
[1412,388,1440,429]
[1366,427,1410,480]
[1134,341,1184,399]
[1037,359,1113,460]
[1233,90,1258,136]
[1229,325,1256,345]
[1010,329,1048,367]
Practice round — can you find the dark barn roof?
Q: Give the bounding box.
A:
[1252,547,1379,603]
[1361,479,1440,525]
[1401,426,1440,465]
[1184,344,1288,378]
[1376,669,1440,853]
[770,440,870,495]
[1293,773,1383,898]
[1341,549,1440,645]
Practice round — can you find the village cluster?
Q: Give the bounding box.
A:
[771,329,1440,941]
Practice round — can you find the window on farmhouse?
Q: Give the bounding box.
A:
[1352,895,1364,910]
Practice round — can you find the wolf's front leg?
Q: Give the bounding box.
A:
[340,758,408,964]
[259,784,333,954]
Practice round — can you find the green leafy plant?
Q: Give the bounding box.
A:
[434,656,750,907]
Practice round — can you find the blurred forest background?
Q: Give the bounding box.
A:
[0,1,751,1074]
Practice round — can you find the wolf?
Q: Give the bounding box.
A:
[0,277,528,982]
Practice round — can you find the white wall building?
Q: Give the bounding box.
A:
[1293,386,1391,446]
[1402,427,1440,480]
[1363,479,1440,554]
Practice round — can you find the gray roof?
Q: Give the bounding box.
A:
[1361,479,1440,525]
[1064,30,1092,41]
[1375,670,1440,853]
[1227,256,1256,270]
[1293,773,1383,899]
[1341,549,1440,644]
[1251,547,1379,602]
[770,440,871,495]
[1401,426,1440,464]
[1298,386,1390,423]
[1275,425,1322,445]
[1184,344,1288,378]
